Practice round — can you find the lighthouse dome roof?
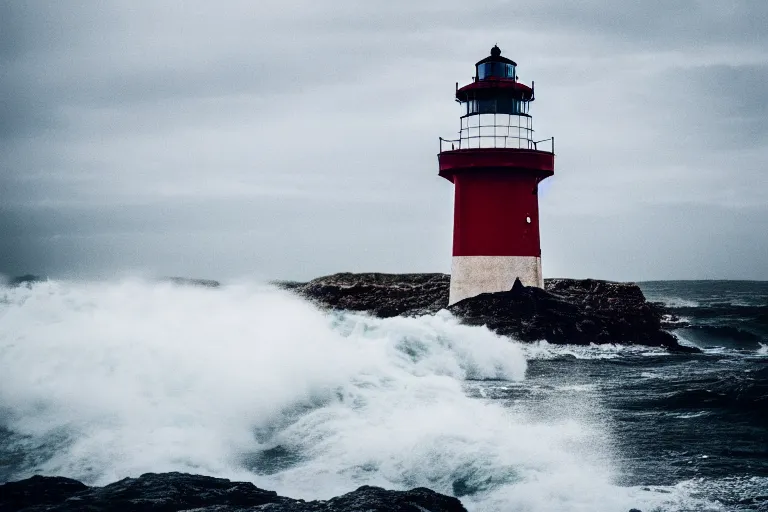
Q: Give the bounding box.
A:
[476,46,517,66]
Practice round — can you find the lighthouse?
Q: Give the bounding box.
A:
[438,46,555,305]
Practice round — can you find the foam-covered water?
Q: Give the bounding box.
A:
[522,340,670,360]
[0,279,764,511]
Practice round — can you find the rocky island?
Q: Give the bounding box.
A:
[280,273,698,353]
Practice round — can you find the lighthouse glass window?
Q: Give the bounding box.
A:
[466,98,523,116]
[478,62,516,79]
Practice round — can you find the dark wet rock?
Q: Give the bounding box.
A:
[276,273,449,318]
[450,278,697,351]
[0,475,87,511]
[281,273,699,352]
[0,472,279,512]
[258,485,467,512]
[0,473,467,512]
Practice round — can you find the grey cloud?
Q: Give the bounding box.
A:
[676,64,768,147]
[1,0,767,280]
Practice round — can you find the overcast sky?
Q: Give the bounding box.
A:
[2,1,767,282]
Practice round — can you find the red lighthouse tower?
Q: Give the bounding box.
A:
[438,46,555,305]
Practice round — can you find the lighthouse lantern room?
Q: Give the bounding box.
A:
[438,46,555,305]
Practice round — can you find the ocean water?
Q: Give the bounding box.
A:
[0,278,765,511]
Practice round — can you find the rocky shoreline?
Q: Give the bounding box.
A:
[0,472,467,512]
[280,273,698,353]
[0,472,654,512]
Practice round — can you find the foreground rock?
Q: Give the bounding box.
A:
[0,472,467,512]
[0,476,87,511]
[280,273,698,352]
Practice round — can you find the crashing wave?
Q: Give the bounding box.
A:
[0,279,726,511]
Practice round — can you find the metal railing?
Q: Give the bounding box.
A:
[439,135,554,153]
[439,113,554,153]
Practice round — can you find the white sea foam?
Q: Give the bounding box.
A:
[652,297,700,308]
[522,340,668,360]
[0,279,717,511]
[673,411,711,420]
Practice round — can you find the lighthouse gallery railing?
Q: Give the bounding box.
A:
[439,113,554,154]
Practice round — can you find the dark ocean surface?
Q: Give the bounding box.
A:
[0,279,766,511]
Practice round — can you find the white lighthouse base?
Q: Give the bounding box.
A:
[449,256,543,305]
